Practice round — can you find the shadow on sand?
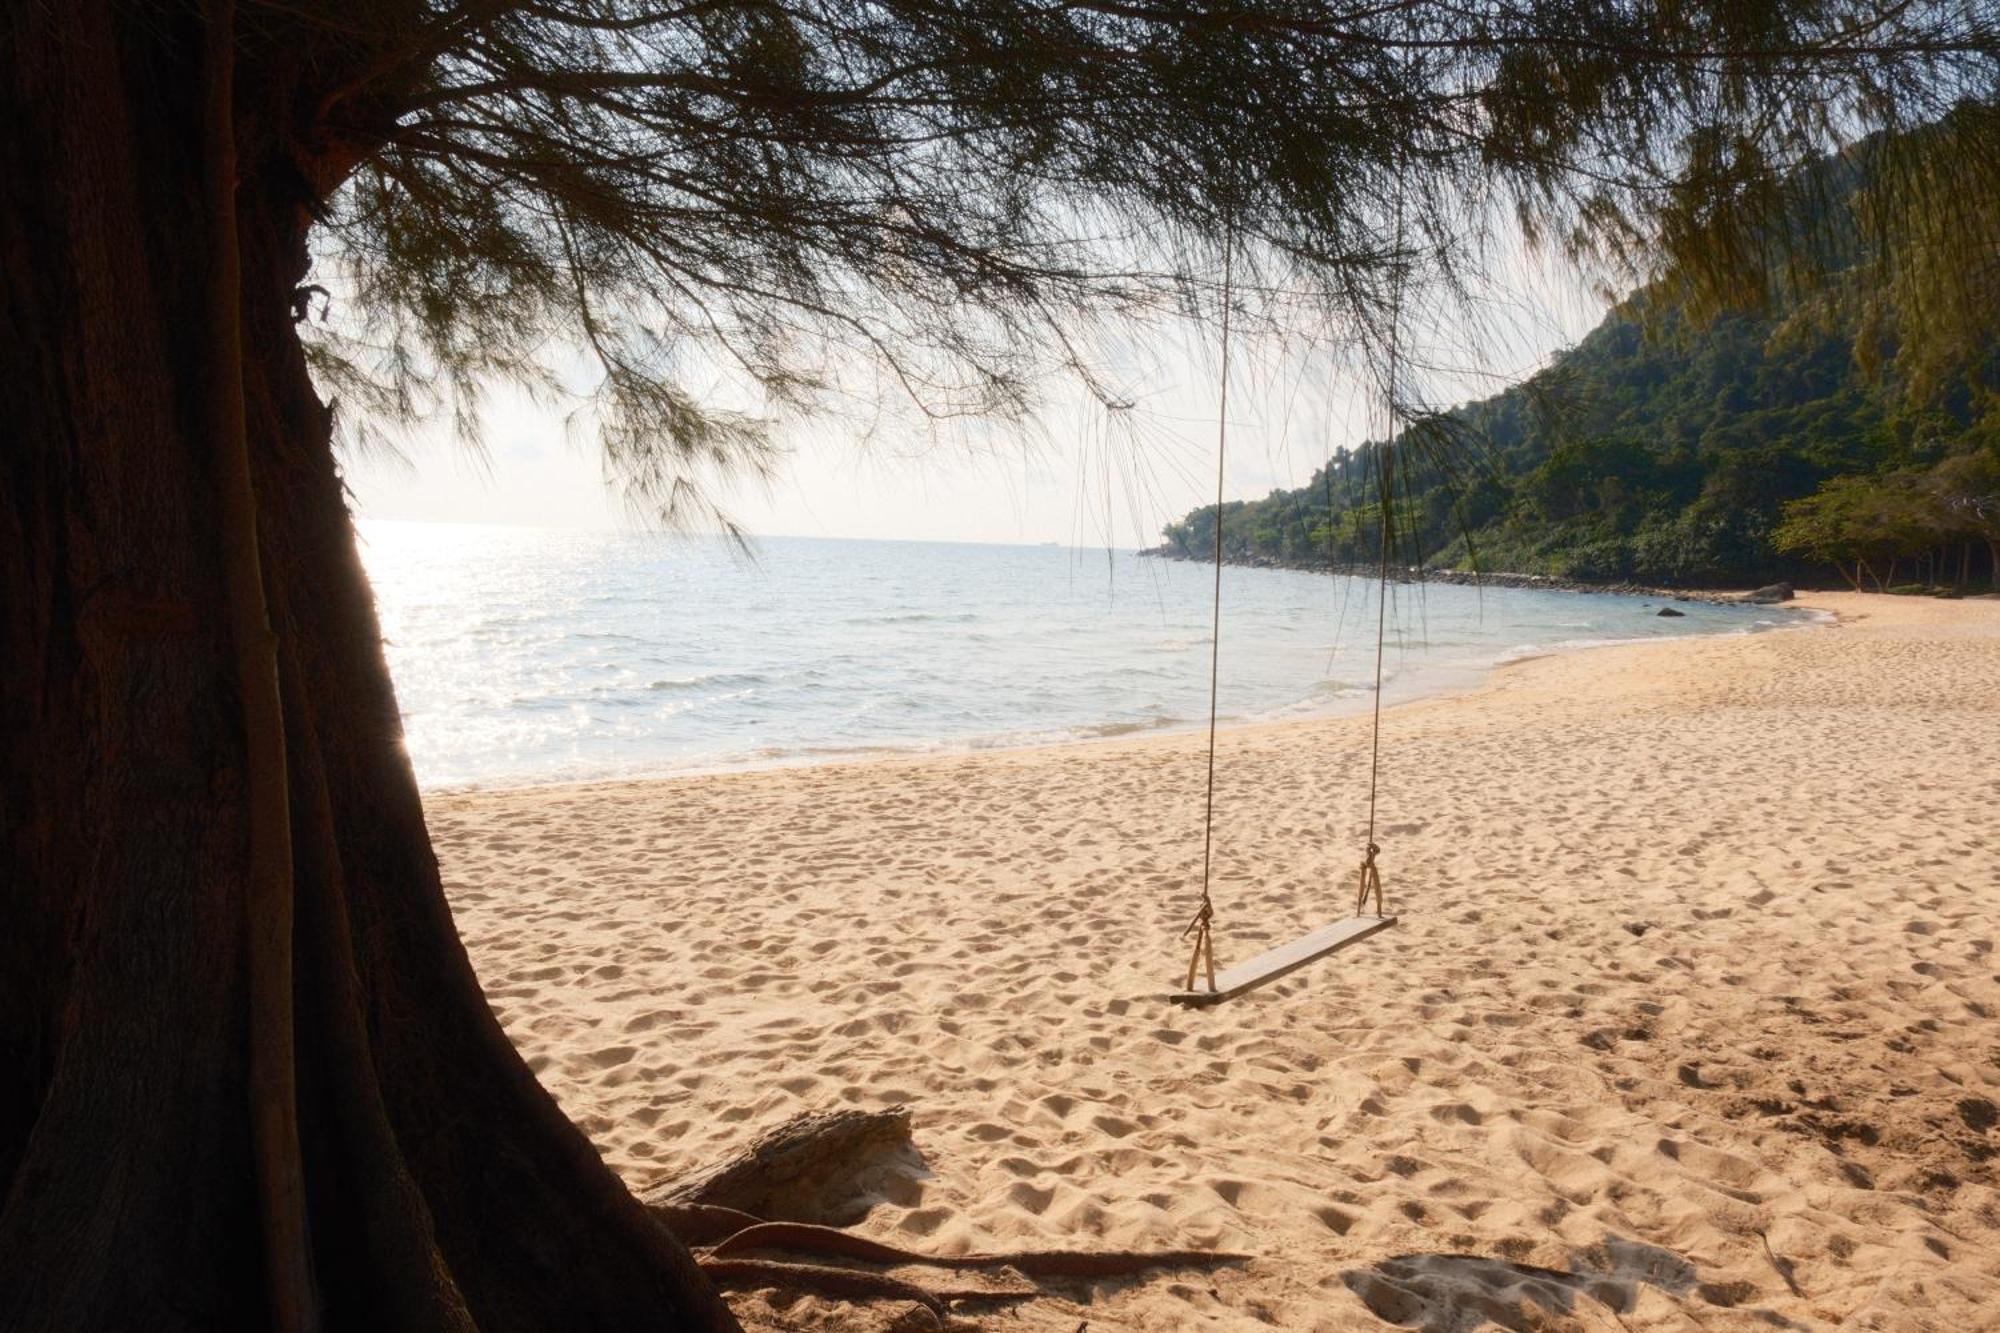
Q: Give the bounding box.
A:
[1341,1234,1808,1331]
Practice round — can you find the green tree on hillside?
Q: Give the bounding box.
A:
[1929,449,2000,582]
[1772,446,2000,590]
[1774,473,1929,589]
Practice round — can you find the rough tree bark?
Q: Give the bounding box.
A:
[0,6,738,1330]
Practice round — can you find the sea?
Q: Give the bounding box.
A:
[357,520,1809,790]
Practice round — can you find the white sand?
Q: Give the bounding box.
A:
[433,592,2000,1330]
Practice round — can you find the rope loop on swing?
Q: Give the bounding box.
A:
[1354,842,1383,918]
[1181,898,1216,994]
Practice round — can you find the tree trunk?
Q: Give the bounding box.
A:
[198,5,313,1326]
[0,6,737,1330]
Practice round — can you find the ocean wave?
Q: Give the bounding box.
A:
[1493,634,1660,664]
[845,611,981,625]
[746,742,912,762]
[1078,716,1183,739]
[1250,681,1374,722]
[735,713,1193,768]
[645,670,769,692]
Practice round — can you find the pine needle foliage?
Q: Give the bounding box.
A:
[258,0,2000,527]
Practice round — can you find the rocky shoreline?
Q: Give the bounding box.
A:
[1135,548,1796,606]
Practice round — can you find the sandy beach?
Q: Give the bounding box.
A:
[430,592,2000,1331]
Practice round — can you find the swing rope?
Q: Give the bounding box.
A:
[1358,159,1407,921]
[1183,222,1235,995]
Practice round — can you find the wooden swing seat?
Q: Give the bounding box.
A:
[1167,913,1396,1005]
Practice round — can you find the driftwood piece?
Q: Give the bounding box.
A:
[647,1105,917,1222]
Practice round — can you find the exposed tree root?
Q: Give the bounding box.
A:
[670,1213,1249,1318]
[696,1258,1033,1314]
[651,1201,769,1247]
[706,1220,1250,1279]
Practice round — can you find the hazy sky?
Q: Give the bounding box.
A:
[342,253,1611,547]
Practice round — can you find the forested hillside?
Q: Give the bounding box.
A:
[1159,290,1999,591]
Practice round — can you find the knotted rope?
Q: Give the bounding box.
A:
[1355,842,1383,917]
[1181,900,1216,993]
